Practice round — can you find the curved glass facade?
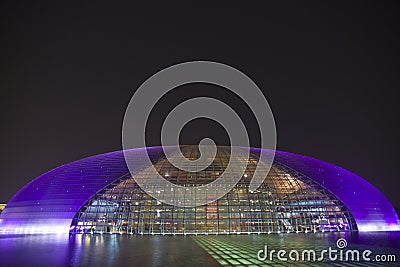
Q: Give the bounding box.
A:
[70,146,356,234]
[1,146,398,235]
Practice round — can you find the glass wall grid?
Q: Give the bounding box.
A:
[70,147,357,234]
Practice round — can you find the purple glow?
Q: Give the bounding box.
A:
[0,146,399,234]
[270,149,400,231]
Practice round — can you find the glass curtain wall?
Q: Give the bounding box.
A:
[70,147,357,234]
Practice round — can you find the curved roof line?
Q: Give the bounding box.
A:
[271,150,400,231]
[1,147,398,234]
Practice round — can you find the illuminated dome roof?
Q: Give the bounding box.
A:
[0,146,398,235]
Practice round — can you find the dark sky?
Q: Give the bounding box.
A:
[0,2,399,209]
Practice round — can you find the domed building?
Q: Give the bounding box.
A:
[0,146,399,235]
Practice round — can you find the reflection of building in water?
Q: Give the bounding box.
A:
[1,146,399,234]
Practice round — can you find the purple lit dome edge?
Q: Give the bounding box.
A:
[0,146,398,234]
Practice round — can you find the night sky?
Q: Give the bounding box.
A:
[0,2,399,210]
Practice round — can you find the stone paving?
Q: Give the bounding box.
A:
[192,234,400,267]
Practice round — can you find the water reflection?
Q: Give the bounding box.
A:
[0,234,218,267]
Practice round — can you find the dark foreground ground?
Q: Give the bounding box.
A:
[0,232,399,267]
